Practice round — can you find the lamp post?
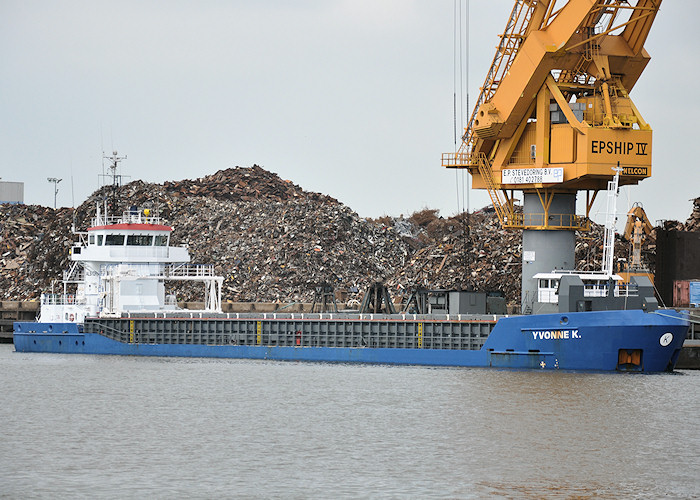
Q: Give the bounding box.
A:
[47,177,62,209]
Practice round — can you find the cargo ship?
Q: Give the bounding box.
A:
[12,2,694,371]
[13,201,690,372]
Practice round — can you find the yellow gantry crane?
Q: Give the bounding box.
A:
[444,0,659,229]
[443,0,662,310]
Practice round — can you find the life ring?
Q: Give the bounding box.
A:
[67,295,74,304]
[69,313,75,322]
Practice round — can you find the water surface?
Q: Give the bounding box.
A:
[1,345,698,498]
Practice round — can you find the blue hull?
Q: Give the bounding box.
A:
[14,309,689,372]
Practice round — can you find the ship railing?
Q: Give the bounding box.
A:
[555,270,619,277]
[91,212,165,227]
[164,264,217,278]
[41,293,87,306]
[537,282,641,302]
[99,263,218,280]
[613,284,640,298]
[580,283,640,298]
[62,262,84,283]
[582,284,610,298]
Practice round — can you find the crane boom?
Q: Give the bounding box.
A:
[623,202,653,241]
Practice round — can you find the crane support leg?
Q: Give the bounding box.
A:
[521,192,577,314]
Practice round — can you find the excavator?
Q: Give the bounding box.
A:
[443,0,662,311]
[619,201,654,284]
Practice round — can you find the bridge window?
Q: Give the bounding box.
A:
[154,235,168,246]
[127,235,153,246]
[89,235,95,245]
[105,234,125,246]
[97,235,103,246]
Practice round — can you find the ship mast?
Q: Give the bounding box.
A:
[602,165,622,277]
[99,151,129,216]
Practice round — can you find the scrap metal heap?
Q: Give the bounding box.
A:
[0,166,696,307]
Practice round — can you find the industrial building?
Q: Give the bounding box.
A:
[0,181,24,204]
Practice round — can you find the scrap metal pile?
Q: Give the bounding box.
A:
[663,197,700,232]
[0,166,670,306]
[0,204,75,299]
[687,198,700,232]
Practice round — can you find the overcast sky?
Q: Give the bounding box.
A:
[1,1,698,228]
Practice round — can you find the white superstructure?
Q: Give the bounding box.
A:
[40,205,223,323]
[534,271,624,304]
